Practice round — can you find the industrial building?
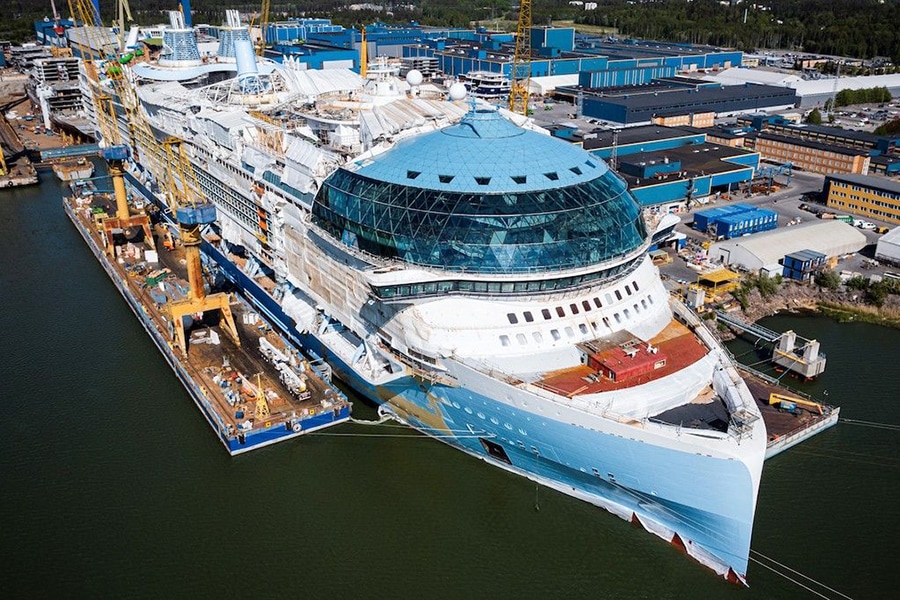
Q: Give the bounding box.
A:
[823,174,900,224]
[746,133,871,175]
[583,125,760,208]
[875,227,900,266]
[704,67,900,108]
[707,220,867,274]
[693,204,778,239]
[736,116,900,176]
[573,81,798,125]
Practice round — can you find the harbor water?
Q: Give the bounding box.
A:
[1,168,897,598]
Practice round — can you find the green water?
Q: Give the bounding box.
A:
[1,170,897,598]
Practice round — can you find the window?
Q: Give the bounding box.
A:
[625,284,632,295]
[500,335,510,347]
[615,290,622,301]
[524,311,534,323]
[593,297,602,308]
[579,324,588,335]
[438,174,454,183]
[570,303,580,314]
[570,166,582,175]
[648,294,654,304]
[544,172,559,181]
[564,327,575,338]
[406,170,420,179]
[614,313,621,324]
[511,175,527,184]
[516,333,527,345]
[605,293,613,304]
[541,308,552,320]
[533,332,544,343]
[475,177,491,186]
[551,329,561,341]
[556,306,565,317]
[507,313,519,324]
[624,308,631,319]
[582,300,592,311]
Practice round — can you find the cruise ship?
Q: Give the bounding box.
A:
[84,12,767,583]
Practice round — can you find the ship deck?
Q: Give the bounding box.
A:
[66,191,349,453]
[534,319,709,398]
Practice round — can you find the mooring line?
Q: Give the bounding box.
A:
[750,550,854,600]
[840,418,900,431]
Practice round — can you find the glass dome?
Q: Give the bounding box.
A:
[312,108,647,275]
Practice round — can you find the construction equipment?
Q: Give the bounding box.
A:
[160,139,241,357]
[69,0,238,358]
[67,0,154,251]
[768,393,824,416]
[508,0,532,116]
[253,0,271,57]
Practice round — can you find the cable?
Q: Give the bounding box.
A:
[750,549,854,600]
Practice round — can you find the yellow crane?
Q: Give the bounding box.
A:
[768,393,824,416]
[508,0,532,116]
[67,0,154,251]
[160,139,241,357]
[254,0,271,57]
[69,0,239,357]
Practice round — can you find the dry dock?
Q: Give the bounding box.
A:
[64,187,350,454]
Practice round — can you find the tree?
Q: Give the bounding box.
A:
[806,108,823,125]
[815,270,841,290]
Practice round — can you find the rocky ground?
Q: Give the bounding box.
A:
[726,280,900,328]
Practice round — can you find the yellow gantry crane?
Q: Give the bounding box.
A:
[160,139,241,357]
[508,0,532,116]
[68,0,154,250]
[69,0,239,357]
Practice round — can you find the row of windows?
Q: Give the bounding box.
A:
[499,295,655,348]
[835,183,900,202]
[404,161,597,186]
[506,279,641,324]
[371,256,643,300]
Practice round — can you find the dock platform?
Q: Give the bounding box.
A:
[64,189,351,454]
[738,367,839,459]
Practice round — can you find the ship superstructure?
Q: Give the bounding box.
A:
[80,20,767,582]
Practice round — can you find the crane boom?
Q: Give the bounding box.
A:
[508,0,532,116]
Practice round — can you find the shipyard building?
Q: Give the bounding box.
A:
[708,221,867,275]
[582,125,760,209]
[823,174,900,224]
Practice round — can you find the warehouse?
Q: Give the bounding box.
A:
[875,227,900,266]
[707,220,867,273]
[577,82,798,125]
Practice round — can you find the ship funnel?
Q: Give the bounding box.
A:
[217,9,252,62]
[234,39,259,77]
[158,10,202,67]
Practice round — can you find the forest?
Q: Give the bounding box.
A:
[2,0,899,66]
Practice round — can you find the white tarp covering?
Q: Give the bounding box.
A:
[242,146,275,172]
[875,227,900,266]
[708,220,867,271]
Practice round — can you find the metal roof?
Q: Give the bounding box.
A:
[349,106,610,193]
[825,173,900,196]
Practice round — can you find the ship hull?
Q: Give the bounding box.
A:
[198,227,758,581]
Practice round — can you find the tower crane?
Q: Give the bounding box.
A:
[254,0,271,57]
[67,0,154,253]
[508,0,532,116]
[68,0,239,357]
